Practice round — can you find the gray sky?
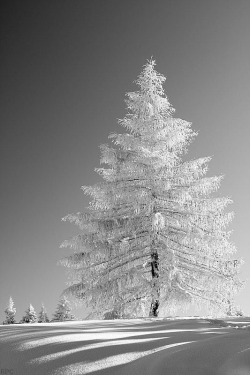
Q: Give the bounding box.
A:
[1,0,250,321]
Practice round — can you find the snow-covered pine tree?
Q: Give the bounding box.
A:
[52,296,75,322]
[20,304,38,323]
[60,59,242,318]
[38,303,50,323]
[3,296,16,324]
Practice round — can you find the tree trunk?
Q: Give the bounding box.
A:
[149,249,160,317]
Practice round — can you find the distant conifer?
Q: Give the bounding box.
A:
[38,303,50,323]
[3,296,16,324]
[52,296,75,322]
[20,304,38,323]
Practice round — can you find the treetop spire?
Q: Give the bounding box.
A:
[135,58,166,97]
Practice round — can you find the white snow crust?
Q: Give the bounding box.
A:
[0,317,250,374]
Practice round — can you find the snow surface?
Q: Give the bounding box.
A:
[0,318,250,374]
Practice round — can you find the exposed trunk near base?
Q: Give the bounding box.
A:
[149,299,159,317]
[149,249,160,317]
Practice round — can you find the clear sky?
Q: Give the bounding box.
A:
[1,0,250,321]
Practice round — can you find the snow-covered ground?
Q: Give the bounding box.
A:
[0,317,250,374]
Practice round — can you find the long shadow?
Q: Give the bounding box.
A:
[22,321,231,374]
[0,318,225,349]
[0,319,233,375]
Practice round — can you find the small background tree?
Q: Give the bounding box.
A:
[52,296,75,322]
[20,304,38,323]
[3,296,16,324]
[38,303,50,323]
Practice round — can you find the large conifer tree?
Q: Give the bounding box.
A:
[60,60,242,318]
